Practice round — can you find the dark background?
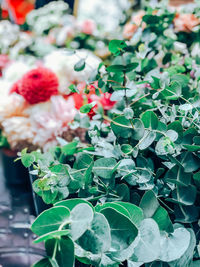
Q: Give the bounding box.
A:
[35,0,75,9]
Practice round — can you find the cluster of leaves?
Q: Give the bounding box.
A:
[19,4,200,266]
[31,195,197,267]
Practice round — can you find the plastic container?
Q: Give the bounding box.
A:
[1,149,30,190]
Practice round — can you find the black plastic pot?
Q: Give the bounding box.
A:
[1,149,31,191]
[29,171,50,216]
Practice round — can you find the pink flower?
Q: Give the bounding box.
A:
[0,54,10,76]
[80,19,96,35]
[173,13,200,33]
[123,10,145,39]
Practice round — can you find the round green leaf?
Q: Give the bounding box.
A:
[70,203,94,240]
[130,218,160,263]
[159,227,191,262]
[93,158,117,179]
[141,111,158,130]
[31,206,70,236]
[78,212,111,254]
[100,207,138,251]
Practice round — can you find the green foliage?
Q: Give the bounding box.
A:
[31,200,193,267]
[20,4,200,265]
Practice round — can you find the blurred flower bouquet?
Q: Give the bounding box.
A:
[0,49,108,152]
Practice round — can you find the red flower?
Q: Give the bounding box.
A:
[73,93,84,109]
[99,92,116,110]
[16,67,59,104]
[5,0,34,25]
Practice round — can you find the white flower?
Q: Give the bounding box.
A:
[44,49,101,94]
[191,43,200,58]
[0,93,26,123]
[2,117,34,148]
[3,61,32,83]
[173,41,187,54]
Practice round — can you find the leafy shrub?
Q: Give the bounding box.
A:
[19,4,200,266]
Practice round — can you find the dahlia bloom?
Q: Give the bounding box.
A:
[16,67,59,104]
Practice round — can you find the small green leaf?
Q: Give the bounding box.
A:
[80,102,96,113]
[68,84,79,93]
[109,40,127,55]
[121,144,133,155]
[61,141,78,155]
[21,153,35,167]
[141,111,158,130]
[74,58,86,71]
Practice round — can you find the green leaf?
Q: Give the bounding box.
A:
[131,119,145,141]
[141,111,158,130]
[78,212,111,254]
[165,81,182,99]
[61,141,78,155]
[21,153,35,167]
[115,201,144,227]
[74,58,86,71]
[130,218,160,263]
[138,131,156,150]
[68,84,79,93]
[121,144,133,155]
[34,229,69,243]
[100,207,138,251]
[54,198,93,210]
[95,202,130,219]
[45,236,74,267]
[193,172,200,187]
[183,144,200,152]
[80,102,96,113]
[140,191,173,233]
[111,115,132,138]
[182,152,200,173]
[109,40,127,55]
[169,228,196,267]
[93,158,117,179]
[70,203,94,240]
[171,74,189,88]
[124,107,134,119]
[107,64,125,73]
[159,227,191,262]
[125,62,139,72]
[31,206,70,236]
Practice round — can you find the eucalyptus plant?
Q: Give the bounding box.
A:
[20,34,200,266]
